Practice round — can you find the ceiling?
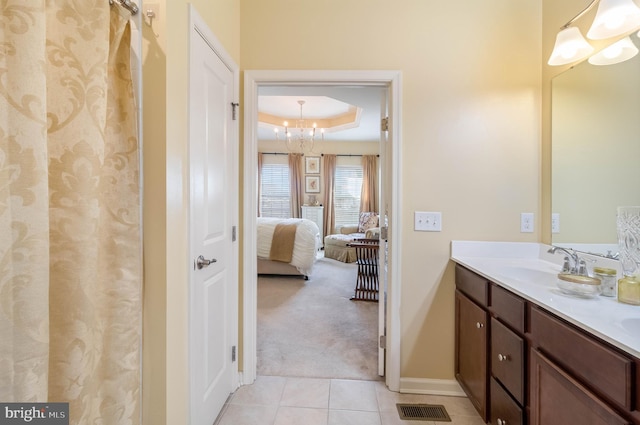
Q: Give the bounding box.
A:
[257,85,384,143]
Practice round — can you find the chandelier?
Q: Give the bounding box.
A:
[274,100,324,153]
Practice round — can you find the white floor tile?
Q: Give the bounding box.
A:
[420,394,478,417]
[216,404,278,425]
[280,377,331,409]
[216,375,483,425]
[379,410,435,425]
[448,414,486,425]
[330,379,378,412]
[329,409,382,425]
[274,406,328,425]
[373,382,435,413]
[230,375,287,406]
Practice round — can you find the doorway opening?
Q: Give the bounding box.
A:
[243,70,403,392]
[256,84,383,380]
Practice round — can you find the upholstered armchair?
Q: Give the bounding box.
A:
[324,212,380,262]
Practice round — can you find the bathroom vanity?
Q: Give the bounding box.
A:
[452,241,640,425]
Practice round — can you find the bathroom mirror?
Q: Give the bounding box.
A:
[551,34,640,256]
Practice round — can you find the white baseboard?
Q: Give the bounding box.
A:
[399,377,466,396]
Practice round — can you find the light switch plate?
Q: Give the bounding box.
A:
[415,211,442,232]
[551,213,560,234]
[521,212,534,233]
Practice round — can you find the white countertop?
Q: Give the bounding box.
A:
[451,241,640,359]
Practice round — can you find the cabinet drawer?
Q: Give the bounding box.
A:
[491,318,525,405]
[455,264,489,307]
[490,283,525,333]
[490,377,523,425]
[530,349,630,425]
[530,306,633,409]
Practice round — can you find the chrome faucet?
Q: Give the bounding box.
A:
[547,246,588,276]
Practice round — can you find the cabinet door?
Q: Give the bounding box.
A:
[530,306,633,409]
[455,290,489,421]
[530,349,630,425]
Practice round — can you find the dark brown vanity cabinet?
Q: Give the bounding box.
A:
[529,305,639,425]
[455,264,640,425]
[455,265,489,422]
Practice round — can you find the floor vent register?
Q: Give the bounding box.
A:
[396,403,451,422]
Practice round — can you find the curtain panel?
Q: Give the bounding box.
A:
[289,153,303,218]
[322,154,337,237]
[257,153,263,216]
[0,2,142,424]
[360,155,378,213]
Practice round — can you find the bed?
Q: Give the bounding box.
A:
[257,217,320,279]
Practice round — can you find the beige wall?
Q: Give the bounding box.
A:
[142,1,239,424]
[241,1,542,380]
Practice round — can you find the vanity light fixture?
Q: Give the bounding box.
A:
[548,0,640,66]
[588,35,639,64]
[548,26,595,66]
[586,0,640,39]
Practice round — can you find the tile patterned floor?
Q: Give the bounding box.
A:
[214,376,485,425]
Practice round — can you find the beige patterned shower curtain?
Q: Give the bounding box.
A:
[0,2,142,424]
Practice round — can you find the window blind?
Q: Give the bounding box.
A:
[260,162,290,218]
[334,164,363,228]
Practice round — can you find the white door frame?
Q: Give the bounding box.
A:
[242,70,402,391]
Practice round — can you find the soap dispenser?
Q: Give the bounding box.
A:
[618,275,640,305]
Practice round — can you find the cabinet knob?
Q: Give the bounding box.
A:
[497,419,507,425]
[476,322,484,329]
[498,353,510,362]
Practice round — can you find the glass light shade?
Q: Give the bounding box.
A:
[588,36,639,64]
[548,27,595,66]
[587,0,640,40]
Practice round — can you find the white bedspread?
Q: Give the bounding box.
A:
[257,217,319,276]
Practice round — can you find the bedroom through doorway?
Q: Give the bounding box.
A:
[255,84,384,380]
[243,70,402,392]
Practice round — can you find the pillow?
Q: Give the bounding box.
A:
[358,212,379,233]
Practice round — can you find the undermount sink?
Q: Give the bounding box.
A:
[620,318,640,335]
[496,264,560,284]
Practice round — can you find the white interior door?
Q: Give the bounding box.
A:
[188,7,238,425]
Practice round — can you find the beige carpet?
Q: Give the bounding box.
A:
[257,254,381,381]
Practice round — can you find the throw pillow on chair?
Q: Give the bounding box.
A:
[358,212,379,233]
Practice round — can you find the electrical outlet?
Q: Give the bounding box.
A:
[551,213,560,234]
[415,211,442,232]
[521,213,534,233]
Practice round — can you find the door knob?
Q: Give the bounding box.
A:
[196,255,217,270]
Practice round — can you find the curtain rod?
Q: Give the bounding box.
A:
[260,152,380,158]
[321,154,380,157]
[109,0,139,15]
